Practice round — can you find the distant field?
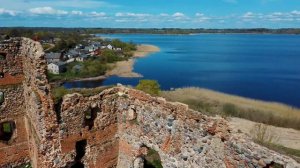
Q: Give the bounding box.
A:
[161,87,300,130]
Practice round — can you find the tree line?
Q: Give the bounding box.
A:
[1,27,300,37]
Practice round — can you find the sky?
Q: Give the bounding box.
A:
[0,0,300,28]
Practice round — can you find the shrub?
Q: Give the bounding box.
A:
[223,103,238,116]
[250,123,278,144]
[51,86,113,105]
[16,162,32,168]
[101,49,123,63]
[136,80,160,96]
[52,87,69,104]
[181,99,215,115]
[144,148,163,168]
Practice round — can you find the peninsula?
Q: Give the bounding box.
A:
[105,44,160,78]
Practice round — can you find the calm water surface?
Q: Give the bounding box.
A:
[64,34,300,107]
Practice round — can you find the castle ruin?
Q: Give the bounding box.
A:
[0,38,299,168]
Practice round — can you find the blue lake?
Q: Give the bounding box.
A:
[63,34,300,108]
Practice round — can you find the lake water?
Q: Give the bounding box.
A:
[63,34,300,108]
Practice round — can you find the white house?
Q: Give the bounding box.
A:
[114,47,122,51]
[107,44,113,50]
[47,62,66,74]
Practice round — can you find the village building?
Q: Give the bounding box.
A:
[47,61,66,74]
[76,54,88,62]
[91,42,101,48]
[75,44,84,49]
[45,52,62,63]
[65,49,79,59]
[107,44,113,50]
[100,44,114,50]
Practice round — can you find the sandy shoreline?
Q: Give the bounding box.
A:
[133,44,160,57]
[73,44,160,82]
[105,44,160,78]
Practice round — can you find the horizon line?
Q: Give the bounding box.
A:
[0,27,300,30]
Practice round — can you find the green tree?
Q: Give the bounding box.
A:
[101,49,122,63]
[136,80,160,96]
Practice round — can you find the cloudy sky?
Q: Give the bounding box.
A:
[0,0,300,28]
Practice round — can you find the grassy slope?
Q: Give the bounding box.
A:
[161,87,300,130]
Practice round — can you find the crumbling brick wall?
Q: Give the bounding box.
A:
[58,87,300,168]
[0,38,30,167]
[21,38,61,168]
[0,38,60,168]
[59,91,120,168]
[0,39,23,76]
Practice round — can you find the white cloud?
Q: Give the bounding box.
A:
[171,12,190,21]
[272,12,283,16]
[195,13,210,22]
[114,12,151,23]
[291,10,300,15]
[241,11,300,22]
[172,12,185,17]
[0,0,118,10]
[195,13,204,17]
[115,12,150,17]
[0,8,18,16]
[242,12,264,22]
[242,12,255,19]
[160,13,169,17]
[90,11,106,17]
[115,18,148,23]
[29,7,68,15]
[71,10,83,15]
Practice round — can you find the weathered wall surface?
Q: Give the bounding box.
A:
[59,87,300,168]
[0,39,23,76]
[59,91,120,168]
[0,38,30,167]
[21,38,61,168]
[0,38,60,168]
[0,38,300,168]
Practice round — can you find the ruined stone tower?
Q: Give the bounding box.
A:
[0,38,299,168]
